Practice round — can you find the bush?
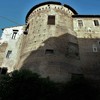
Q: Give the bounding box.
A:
[0,69,99,100]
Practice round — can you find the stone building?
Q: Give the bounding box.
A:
[0,1,100,82]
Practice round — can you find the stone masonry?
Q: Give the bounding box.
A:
[0,1,100,82]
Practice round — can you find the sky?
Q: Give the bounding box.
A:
[0,0,100,35]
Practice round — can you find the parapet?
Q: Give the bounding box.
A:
[26,1,78,22]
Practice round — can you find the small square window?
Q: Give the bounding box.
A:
[93,47,97,52]
[1,67,7,74]
[47,15,55,25]
[94,20,99,26]
[6,50,12,58]
[78,20,83,27]
[45,49,54,54]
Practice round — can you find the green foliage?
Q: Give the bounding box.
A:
[0,69,99,100]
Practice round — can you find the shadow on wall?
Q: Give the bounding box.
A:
[78,37,100,80]
[19,33,81,82]
[20,33,100,81]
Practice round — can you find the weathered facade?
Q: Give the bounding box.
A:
[0,26,24,72]
[73,15,100,80]
[1,1,100,82]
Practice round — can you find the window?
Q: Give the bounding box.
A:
[45,49,54,54]
[24,24,29,35]
[93,46,97,52]
[12,30,18,39]
[67,42,79,57]
[98,41,100,46]
[1,67,7,74]
[6,50,12,58]
[78,20,83,27]
[47,15,55,25]
[94,20,99,26]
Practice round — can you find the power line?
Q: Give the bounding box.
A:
[0,16,21,26]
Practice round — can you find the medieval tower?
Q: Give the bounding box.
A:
[18,1,80,82]
[0,1,100,82]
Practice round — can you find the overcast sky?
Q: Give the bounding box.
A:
[0,0,100,34]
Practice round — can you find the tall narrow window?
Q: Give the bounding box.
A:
[94,20,99,26]
[24,24,29,35]
[6,50,12,58]
[78,20,83,27]
[12,30,18,39]
[47,15,55,25]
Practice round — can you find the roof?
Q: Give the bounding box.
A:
[73,15,100,18]
[25,1,78,22]
[2,25,25,30]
